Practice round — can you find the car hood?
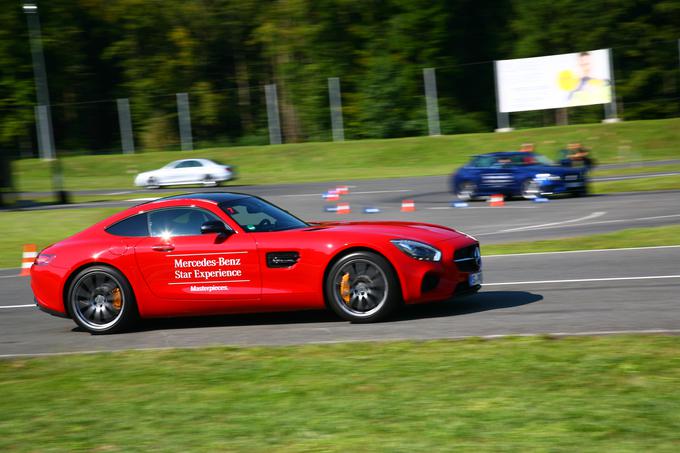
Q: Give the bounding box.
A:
[305,221,472,244]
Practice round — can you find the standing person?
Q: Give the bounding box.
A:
[519,143,535,153]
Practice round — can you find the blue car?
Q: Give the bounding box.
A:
[451,152,589,200]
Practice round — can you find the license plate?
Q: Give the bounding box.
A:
[469,272,483,286]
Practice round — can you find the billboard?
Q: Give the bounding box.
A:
[496,49,612,113]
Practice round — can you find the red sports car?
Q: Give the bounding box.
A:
[31,193,482,334]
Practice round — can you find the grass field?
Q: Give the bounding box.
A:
[481,224,680,255]
[12,118,680,192]
[2,336,680,451]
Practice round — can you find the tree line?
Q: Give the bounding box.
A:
[1,0,679,155]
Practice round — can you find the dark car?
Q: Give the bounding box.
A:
[451,151,589,200]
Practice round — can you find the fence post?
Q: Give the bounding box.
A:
[265,84,282,145]
[328,77,345,141]
[423,68,441,136]
[34,105,54,160]
[602,48,621,123]
[493,61,512,132]
[117,98,135,154]
[176,92,193,151]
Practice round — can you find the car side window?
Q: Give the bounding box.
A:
[106,213,150,237]
[175,160,202,169]
[148,208,222,237]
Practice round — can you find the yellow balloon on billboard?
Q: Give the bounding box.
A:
[558,70,578,91]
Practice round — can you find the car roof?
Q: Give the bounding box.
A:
[156,192,252,204]
[474,151,532,158]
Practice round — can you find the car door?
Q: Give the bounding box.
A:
[134,207,261,308]
[172,160,203,184]
[479,157,513,192]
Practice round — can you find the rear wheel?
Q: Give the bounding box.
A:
[325,251,401,323]
[203,174,218,187]
[67,266,138,334]
[456,181,477,201]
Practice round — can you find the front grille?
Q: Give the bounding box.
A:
[454,244,481,273]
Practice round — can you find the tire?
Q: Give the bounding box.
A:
[203,174,218,187]
[325,251,401,323]
[67,266,138,334]
[456,181,477,201]
[521,179,540,199]
[146,177,160,189]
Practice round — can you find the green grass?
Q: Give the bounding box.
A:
[2,336,680,451]
[592,174,680,193]
[12,118,680,192]
[591,163,680,177]
[0,207,118,268]
[483,224,680,255]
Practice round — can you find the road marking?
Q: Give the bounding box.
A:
[126,197,160,202]
[483,244,680,258]
[0,274,21,279]
[0,304,36,309]
[281,189,412,198]
[480,213,680,235]
[427,206,537,210]
[484,275,680,286]
[496,211,606,233]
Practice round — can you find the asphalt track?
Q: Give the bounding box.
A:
[1,246,679,356]
[2,176,680,356]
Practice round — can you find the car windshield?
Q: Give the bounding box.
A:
[219,196,308,232]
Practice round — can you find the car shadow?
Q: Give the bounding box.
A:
[74,290,542,334]
[393,290,543,322]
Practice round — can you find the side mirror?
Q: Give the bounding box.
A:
[201,220,232,236]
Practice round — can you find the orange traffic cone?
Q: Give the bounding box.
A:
[488,194,505,207]
[337,203,351,214]
[401,200,416,212]
[336,186,349,195]
[20,244,37,276]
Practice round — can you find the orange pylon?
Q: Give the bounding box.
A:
[336,203,351,214]
[20,244,37,276]
[488,194,505,207]
[400,200,416,212]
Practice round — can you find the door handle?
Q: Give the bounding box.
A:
[151,244,175,252]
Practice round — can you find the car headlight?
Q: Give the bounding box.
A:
[391,239,442,262]
[534,173,561,182]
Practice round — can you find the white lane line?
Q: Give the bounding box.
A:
[480,213,680,235]
[126,197,160,202]
[483,244,680,258]
[484,275,680,286]
[428,206,537,210]
[0,304,36,309]
[496,211,606,233]
[281,189,412,198]
[0,274,21,279]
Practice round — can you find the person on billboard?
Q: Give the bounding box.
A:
[567,52,612,105]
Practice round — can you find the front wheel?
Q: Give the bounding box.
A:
[67,266,138,334]
[325,251,401,323]
[521,179,540,199]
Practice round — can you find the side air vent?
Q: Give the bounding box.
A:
[266,252,300,268]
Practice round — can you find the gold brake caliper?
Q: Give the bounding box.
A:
[340,273,351,304]
[111,288,122,310]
